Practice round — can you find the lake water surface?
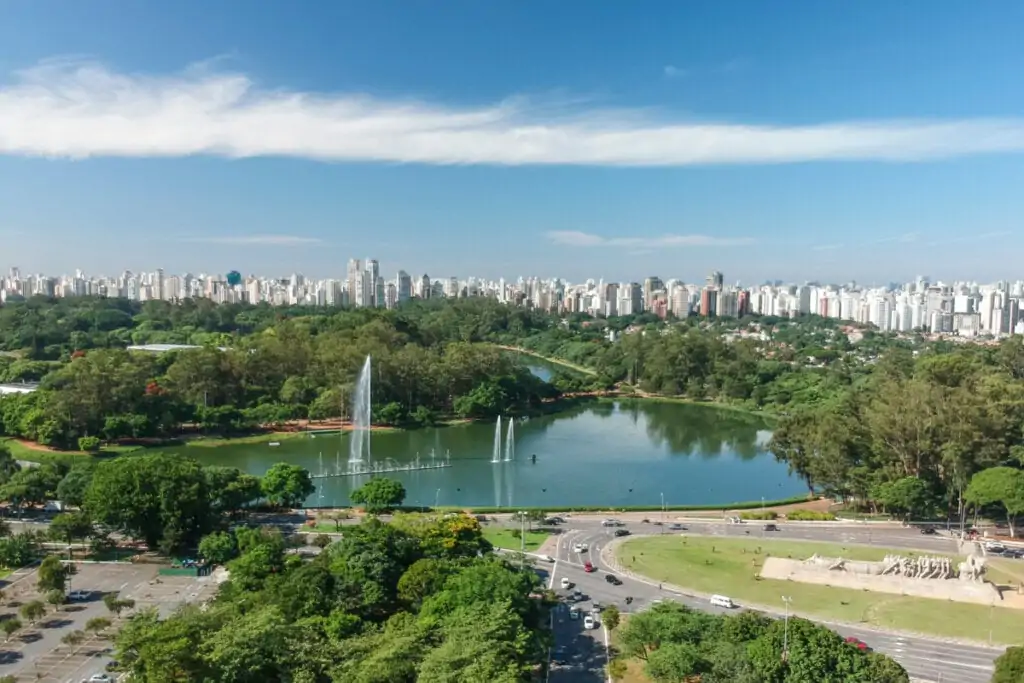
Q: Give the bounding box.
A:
[184,400,803,508]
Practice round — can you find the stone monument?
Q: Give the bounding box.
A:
[761,551,1003,606]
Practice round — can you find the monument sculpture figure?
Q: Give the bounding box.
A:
[766,551,999,606]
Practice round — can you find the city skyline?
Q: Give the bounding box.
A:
[2,3,1024,281]
[5,262,1023,339]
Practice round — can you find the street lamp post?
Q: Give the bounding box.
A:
[519,511,526,569]
[782,596,792,662]
[660,492,665,533]
[434,488,441,509]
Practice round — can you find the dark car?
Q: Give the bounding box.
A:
[605,574,623,585]
[614,529,631,537]
[919,526,937,535]
[763,523,779,532]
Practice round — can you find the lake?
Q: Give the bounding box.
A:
[183,400,805,508]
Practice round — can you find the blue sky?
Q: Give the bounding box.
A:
[2,2,1024,284]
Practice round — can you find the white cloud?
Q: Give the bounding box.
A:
[546,231,754,247]
[4,60,1024,167]
[663,65,687,79]
[812,243,844,251]
[181,234,322,245]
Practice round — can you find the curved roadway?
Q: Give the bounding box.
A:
[541,518,1005,683]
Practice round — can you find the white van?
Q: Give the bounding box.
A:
[710,594,735,609]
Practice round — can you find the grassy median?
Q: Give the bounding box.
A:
[482,528,550,552]
[618,535,1024,644]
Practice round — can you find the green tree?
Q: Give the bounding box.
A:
[350,477,406,514]
[19,599,46,625]
[993,646,1024,683]
[260,462,314,509]
[61,629,85,647]
[37,554,70,593]
[603,604,621,630]
[84,454,215,551]
[1,618,21,642]
[198,531,239,566]
[77,435,101,452]
[48,510,94,546]
[646,642,707,682]
[45,588,65,612]
[56,465,94,507]
[871,476,936,520]
[966,467,1024,537]
[85,616,113,635]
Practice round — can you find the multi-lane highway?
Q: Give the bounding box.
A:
[538,517,1006,683]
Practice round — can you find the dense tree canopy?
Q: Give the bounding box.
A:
[0,297,562,448]
[616,602,907,683]
[114,514,547,683]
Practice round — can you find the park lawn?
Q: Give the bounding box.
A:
[0,436,139,461]
[619,535,1024,644]
[482,528,550,552]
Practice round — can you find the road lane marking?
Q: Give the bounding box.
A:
[547,560,558,590]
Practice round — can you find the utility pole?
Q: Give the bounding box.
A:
[435,488,441,509]
[660,492,665,533]
[520,511,526,569]
[782,596,792,662]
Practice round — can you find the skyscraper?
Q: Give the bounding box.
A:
[396,271,413,303]
[347,259,362,306]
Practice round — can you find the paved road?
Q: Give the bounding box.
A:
[539,519,1004,683]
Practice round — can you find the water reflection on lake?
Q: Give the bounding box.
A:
[182,400,802,508]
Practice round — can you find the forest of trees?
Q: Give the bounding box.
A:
[0,297,563,448]
[115,516,548,682]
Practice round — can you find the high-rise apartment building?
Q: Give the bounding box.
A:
[396,271,412,303]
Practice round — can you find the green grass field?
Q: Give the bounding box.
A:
[482,528,550,552]
[619,535,1024,644]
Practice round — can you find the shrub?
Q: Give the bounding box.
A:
[786,510,836,521]
[740,511,778,520]
[77,436,101,453]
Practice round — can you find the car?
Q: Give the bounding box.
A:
[919,526,937,535]
[614,529,631,537]
[601,519,616,527]
[669,523,683,530]
[572,543,583,553]
[583,615,596,630]
[68,590,88,601]
[543,517,561,525]
[651,520,662,526]
[572,590,583,602]
[569,607,580,620]
[845,637,870,651]
[605,574,622,585]
[583,561,596,573]
[539,554,555,563]
[87,675,113,683]
[763,523,779,531]
[591,601,602,612]
[560,577,572,589]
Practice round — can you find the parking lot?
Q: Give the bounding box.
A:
[0,562,221,682]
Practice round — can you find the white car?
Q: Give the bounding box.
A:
[583,615,596,630]
[560,577,571,589]
[569,607,580,620]
[539,554,555,563]
[572,543,589,553]
[87,675,113,683]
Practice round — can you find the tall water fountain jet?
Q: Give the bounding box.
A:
[348,355,372,472]
[504,418,515,462]
[491,415,503,463]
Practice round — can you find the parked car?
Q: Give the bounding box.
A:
[583,615,596,630]
[591,601,602,612]
[583,561,595,573]
[560,577,572,589]
[845,637,870,651]
[569,607,580,620]
[669,523,684,530]
[605,574,622,585]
